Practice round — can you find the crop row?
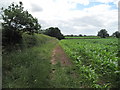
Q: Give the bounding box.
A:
[60,38,119,88]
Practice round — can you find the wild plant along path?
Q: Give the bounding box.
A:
[51,44,72,66]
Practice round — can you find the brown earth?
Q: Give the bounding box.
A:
[51,44,72,66]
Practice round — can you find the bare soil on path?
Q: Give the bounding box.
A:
[51,44,72,66]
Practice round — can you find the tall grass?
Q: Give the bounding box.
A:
[3,34,58,88]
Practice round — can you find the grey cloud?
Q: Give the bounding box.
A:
[59,24,98,35]
[110,21,117,25]
[71,16,104,27]
[38,16,111,35]
[59,24,75,34]
[57,20,95,35]
[31,3,43,12]
[107,21,118,35]
[38,20,48,29]
[39,20,57,29]
[0,0,22,9]
[55,18,101,35]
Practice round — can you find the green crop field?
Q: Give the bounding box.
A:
[60,38,120,88]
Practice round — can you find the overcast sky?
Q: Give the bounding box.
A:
[0,0,119,35]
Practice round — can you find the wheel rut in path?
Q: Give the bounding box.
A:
[50,45,80,87]
[51,44,72,66]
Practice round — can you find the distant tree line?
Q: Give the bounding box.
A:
[97,29,120,38]
[65,29,120,38]
[65,34,86,37]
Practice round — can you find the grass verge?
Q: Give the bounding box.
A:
[3,34,58,88]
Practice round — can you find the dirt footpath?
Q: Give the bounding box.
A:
[51,45,72,66]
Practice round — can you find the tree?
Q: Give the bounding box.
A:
[79,34,83,37]
[70,34,73,37]
[112,31,120,38]
[1,2,41,45]
[97,29,109,38]
[44,27,64,40]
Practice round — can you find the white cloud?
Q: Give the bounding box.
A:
[93,0,119,4]
[69,0,90,5]
[92,0,119,7]
[0,0,118,35]
[31,3,43,12]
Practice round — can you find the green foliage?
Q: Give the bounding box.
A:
[60,38,119,88]
[44,27,64,40]
[97,29,109,38]
[2,27,22,46]
[3,34,58,88]
[22,34,53,48]
[1,2,41,46]
[79,34,83,37]
[112,31,120,38]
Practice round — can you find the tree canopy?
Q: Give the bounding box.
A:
[112,31,120,38]
[44,27,64,40]
[97,29,109,38]
[1,2,41,45]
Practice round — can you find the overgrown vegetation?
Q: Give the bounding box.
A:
[1,2,41,46]
[3,34,58,88]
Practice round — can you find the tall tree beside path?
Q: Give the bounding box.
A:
[1,2,41,46]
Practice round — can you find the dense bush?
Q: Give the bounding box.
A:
[44,27,64,40]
